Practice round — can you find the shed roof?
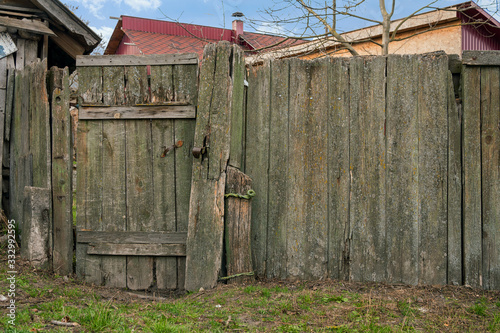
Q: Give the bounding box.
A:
[105,15,303,56]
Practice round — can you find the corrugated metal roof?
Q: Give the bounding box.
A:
[122,16,233,41]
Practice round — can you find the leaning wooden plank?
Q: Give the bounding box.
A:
[327,57,350,281]
[245,60,270,278]
[349,56,387,283]
[480,66,500,290]
[185,42,233,291]
[50,67,73,276]
[9,71,21,226]
[462,50,500,66]
[385,55,419,285]
[31,60,51,189]
[228,45,246,169]
[75,66,103,285]
[79,104,195,119]
[152,119,177,289]
[77,54,199,67]
[173,63,198,289]
[267,59,289,279]
[87,243,186,256]
[224,166,254,284]
[447,71,462,286]
[100,65,127,288]
[77,231,187,244]
[462,65,483,288]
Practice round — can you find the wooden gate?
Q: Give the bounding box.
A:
[75,54,198,290]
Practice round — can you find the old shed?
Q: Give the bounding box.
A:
[0,0,101,215]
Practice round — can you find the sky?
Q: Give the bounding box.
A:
[64,0,500,48]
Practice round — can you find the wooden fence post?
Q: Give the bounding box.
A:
[50,67,73,276]
[184,42,237,291]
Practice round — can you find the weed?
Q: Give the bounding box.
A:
[75,300,126,331]
[488,313,500,332]
[398,300,417,317]
[243,285,259,294]
[261,288,271,299]
[321,294,349,304]
[469,299,488,317]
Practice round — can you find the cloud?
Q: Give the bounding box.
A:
[256,22,287,35]
[123,0,161,12]
[79,0,108,19]
[90,25,114,45]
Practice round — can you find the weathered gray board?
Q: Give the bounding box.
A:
[462,52,500,290]
[10,60,51,232]
[76,56,197,290]
[245,53,455,285]
[184,42,244,291]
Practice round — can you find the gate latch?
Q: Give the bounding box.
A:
[161,140,183,158]
[192,136,209,159]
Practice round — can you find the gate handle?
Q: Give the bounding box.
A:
[192,147,206,159]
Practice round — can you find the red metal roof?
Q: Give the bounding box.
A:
[105,15,304,56]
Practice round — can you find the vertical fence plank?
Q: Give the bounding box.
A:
[327,58,350,280]
[462,66,483,288]
[125,65,154,290]
[267,59,289,279]
[245,61,270,278]
[349,56,387,282]
[76,66,103,284]
[306,59,329,279]
[286,58,309,279]
[185,42,233,291]
[150,65,177,289]
[418,54,448,286]
[481,66,500,290]
[152,119,177,289]
[51,67,73,276]
[447,71,462,286]
[173,64,198,289]
[229,45,246,169]
[100,66,127,288]
[385,55,419,285]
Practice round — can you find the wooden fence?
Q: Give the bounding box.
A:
[8,45,500,291]
[245,51,499,290]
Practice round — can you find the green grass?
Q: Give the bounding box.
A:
[2,262,500,333]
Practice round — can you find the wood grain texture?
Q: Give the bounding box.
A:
[385,55,419,285]
[267,59,289,279]
[152,119,177,289]
[229,45,245,169]
[76,66,103,285]
[327,57,350,281]
[87,243,186,256]
[50,67,73,276]
[224,166,254,284]
[245,61,270,278]
[480,66,500,290]
[173,64,198,289]
[349,56,387,283]
[77,231,187,244]
[462,50,500,66]
[462,66,483,288]
[150,65,173,103]
[101,66,127,288]
[447,71,462,286]
[417,54,448,286]
[77,54,198,67]
[185,42,233,291]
